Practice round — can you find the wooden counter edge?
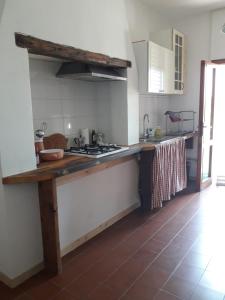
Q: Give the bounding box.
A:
[2,173,54,185]
[2,133,198,185]
[2,152,140,185]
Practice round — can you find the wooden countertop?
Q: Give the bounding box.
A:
[2,146,142,184]
[2,132,197,185]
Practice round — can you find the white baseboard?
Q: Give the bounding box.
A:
[0,263,44,288]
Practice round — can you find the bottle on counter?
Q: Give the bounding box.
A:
[91,129,97,145]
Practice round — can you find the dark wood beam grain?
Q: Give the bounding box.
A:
[38,179,62,274]
[15,32,131,68]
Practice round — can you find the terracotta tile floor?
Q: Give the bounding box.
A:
[1,186,225,300]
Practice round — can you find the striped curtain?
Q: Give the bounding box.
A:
[152,137,187,209]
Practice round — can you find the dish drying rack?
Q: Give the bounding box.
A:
[165,111,196,135]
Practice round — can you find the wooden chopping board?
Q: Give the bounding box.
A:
[43,133,68,150]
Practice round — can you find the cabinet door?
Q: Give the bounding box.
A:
[148,42,164,93]
[173,29,184,94]
[163,47,174,94]
[148,42,174,94]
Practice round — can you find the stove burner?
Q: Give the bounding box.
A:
[66,144,129,158]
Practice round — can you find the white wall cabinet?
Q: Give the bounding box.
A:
[133,41,174,94]
[150,28,185,94]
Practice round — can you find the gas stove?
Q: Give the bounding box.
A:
[65,144,129,158]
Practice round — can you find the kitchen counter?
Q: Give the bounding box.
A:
[2,132,197,185]
[2,146,141,184]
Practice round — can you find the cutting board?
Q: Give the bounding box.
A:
[43,133,68,150]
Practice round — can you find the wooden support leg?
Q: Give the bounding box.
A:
[139,150,155,211]
[38,179,62,275]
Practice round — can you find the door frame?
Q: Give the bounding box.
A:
[196,59,225,191]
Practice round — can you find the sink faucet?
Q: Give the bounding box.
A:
[143,113,150,137]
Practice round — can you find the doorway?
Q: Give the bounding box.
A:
[197,60,225,191]
[213,64,225,186]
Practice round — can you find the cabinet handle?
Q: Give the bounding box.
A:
[159,89,164,93]
[181,82,184,90]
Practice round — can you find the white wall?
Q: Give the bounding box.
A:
[0,0,5,23]
[58,160,139,250]
[0,184,42,278]
[211,9,225,59]
[125,0,171,41]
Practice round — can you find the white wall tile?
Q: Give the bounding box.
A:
[32,99,62,119]
[33,118,64,135]
[59,80,79,100]
[30,77,62,100]
[63,116,97,137]
[30,58,100,139]
[61,99,80,118]
[139,94,170,135]
[78,98,97,117]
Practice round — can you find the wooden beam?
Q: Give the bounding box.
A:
[15,32,132,68]
[38,179,62,275]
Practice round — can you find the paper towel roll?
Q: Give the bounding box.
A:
[80,128,90,145]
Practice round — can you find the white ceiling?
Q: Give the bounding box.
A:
[142,0,225,19]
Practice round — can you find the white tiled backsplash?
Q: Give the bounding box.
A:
[29,58,109,145]
[29,58,170,144]
[139,94,170,136]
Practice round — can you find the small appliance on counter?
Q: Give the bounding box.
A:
[65,144,129,158]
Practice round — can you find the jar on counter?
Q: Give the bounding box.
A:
[154,126,162,138]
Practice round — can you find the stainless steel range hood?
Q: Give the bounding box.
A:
[56,62,127,82]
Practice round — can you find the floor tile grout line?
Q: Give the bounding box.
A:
[87,193,201,299]
[154,289,184,300]
[58,193,198,292]
[153,215,214,299]
[49,286,74,300]
[118,193,205,300]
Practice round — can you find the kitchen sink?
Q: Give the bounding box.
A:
[139,136,176,144]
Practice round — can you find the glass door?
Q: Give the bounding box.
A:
[197,61,216,190]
